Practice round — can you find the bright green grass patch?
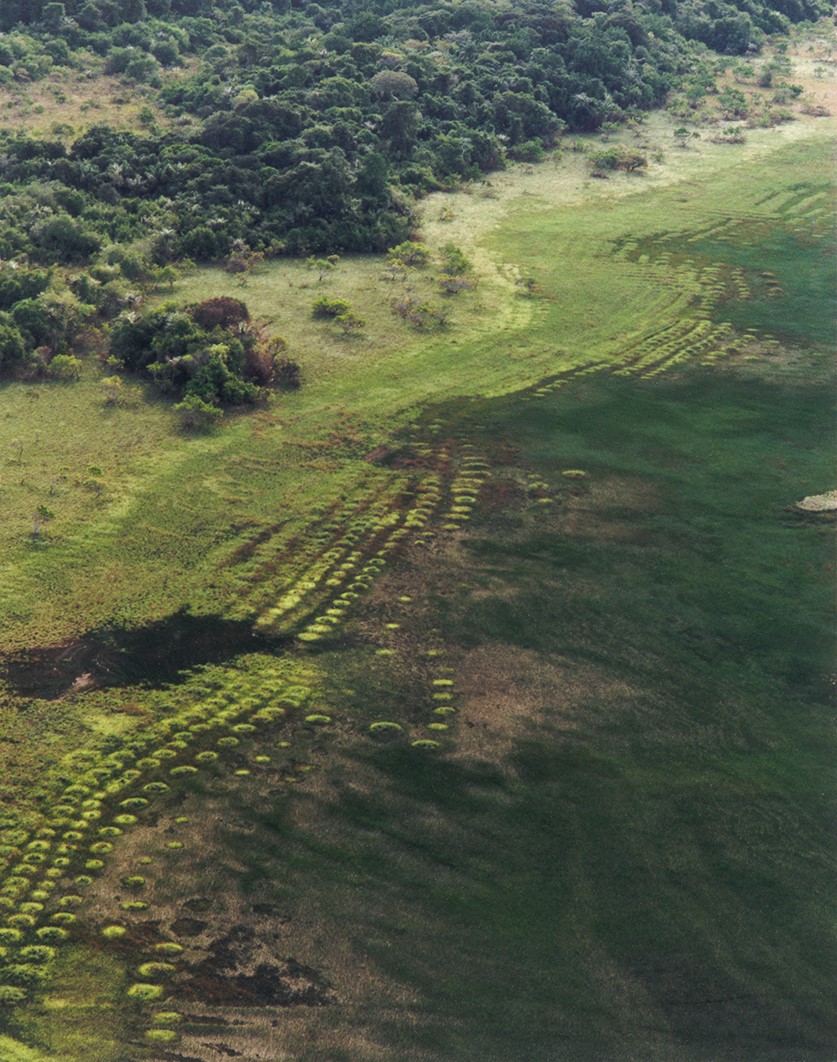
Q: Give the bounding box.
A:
[0,1035,49,1061]
[4,946,131,1062]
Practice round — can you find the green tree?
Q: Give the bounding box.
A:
[306,256,336,282]
[387,241,431,267]
[32,505,54,540]
[370,71,419,100]
[0,314,26,371]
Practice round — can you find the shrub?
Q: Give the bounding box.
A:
[312,296,351,319]
[175,394,223,432]
[102,925,127,940]
[0,985,26,1004]
[439,274,475,295]
[274,355,301,390]
[304,714,332,725]
[46,354,82,381]
[143,782,169,794]
[336,312,365,336]
[440,243,472,275]
[57,894,83,907]
[0,964,48,986]
[590,146,647,173]
[393,293,447,330]
[122,876,145,891]
[6,914,35,928]
[188,297,249,332]
[152,1009,182,1024]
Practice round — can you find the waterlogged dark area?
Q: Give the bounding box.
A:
[3,612,277,700]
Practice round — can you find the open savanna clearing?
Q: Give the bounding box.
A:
[0,68,180,139]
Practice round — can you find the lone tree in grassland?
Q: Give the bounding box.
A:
[306,255,339,282]
[33,505,54,540]
[590,146,647,173]
[438,242,475,295]
[440,243,472,275]
[387,241,430,267]
[101,375,124,406]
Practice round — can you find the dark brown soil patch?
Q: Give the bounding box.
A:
[178,958,333,1008]
[172,917,209,938]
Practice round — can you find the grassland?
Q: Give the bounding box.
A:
[0,91,833,1060]
[0,64,187,139]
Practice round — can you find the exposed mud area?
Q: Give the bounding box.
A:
[2,611,280,699]
[176,928,334,1008]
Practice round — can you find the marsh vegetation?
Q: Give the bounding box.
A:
[0,5,833,1060]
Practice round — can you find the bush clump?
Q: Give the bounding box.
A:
[109,297,294,422]
[312,296,351,319]
[590,146,647,173]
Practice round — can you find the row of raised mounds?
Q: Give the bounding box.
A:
[295,463,446,642]
[0,664,311,1009]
